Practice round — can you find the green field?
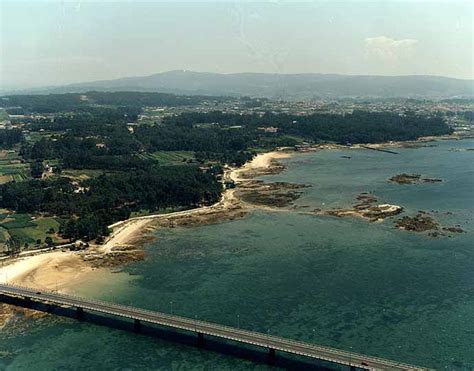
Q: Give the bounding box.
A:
[61,169,114,180]
[0,213,61,246]
[137,151,195,165]
[0,150,30,183]
[249,135,304,153]
[23,130,62,144]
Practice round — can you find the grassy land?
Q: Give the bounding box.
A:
[61,169,113,180]
[138,151,195,165]
[0,213,61,246]
[24,130,61,144]
[248,135,305,154]
[0,150,30,183]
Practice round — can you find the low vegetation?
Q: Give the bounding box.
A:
[0,150,30,184]
[0,213,61,253]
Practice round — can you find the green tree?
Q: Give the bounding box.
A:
[6,236,21,256]
[45,236,54,248]
[30,160,44,178]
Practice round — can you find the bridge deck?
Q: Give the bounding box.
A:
[0,283,427,371]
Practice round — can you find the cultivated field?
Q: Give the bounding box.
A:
[0,213,61,246]
[0,150,30,183]
[137,151,195,165]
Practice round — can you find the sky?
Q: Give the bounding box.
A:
[1,0,473,89]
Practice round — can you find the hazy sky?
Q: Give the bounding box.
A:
[1,0,473,89]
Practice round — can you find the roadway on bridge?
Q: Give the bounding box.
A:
[0,283,427,371]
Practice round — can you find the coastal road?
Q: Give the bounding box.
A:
[0,283,427,371]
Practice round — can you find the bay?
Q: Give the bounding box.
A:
[1,139,473,370]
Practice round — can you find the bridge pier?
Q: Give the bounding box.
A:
[197,332,204,347]
[134,319,141,333]
[0,285,424,371]
[76,307,84,320]
[268,348,276,365]
[23,297,32,308]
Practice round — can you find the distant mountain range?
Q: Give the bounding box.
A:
[6,71,474,99]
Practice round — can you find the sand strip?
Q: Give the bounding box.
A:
[0,151,290,291]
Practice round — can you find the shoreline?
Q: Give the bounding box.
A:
[0,150,289,296]
[99,150,292,252]
[0,134,466,313]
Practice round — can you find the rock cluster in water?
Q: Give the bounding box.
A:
[389,173,443,184]
[239,181,308,208]
[81,245,146,268]
[317,193,403,222]
[395,213,439,232]
[394,211,465,237]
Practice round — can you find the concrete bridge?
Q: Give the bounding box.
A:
[0,283,427,370]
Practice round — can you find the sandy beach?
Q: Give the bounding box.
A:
[0,251,94,291]
[1,139,443,292]
[231,151,291,181]
[101,218,154,253]
[0,139,461,328]
[0,150,290,295]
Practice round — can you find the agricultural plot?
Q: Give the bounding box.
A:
[23,130,61,144]
[0,150,30,183]
[61,169,115,180]
[138,151,195,165]
[0,213,61,246]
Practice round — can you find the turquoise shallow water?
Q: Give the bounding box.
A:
[1,139,473,370]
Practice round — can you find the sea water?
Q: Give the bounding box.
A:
[1,139,473,370]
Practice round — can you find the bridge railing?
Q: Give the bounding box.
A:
[0,283,424,370]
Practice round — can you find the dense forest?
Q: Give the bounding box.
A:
[20,108,258,168]
[0,128,23,149]
[0,166,221,241]
[20,109,452,170]
[1,91,230,114]
[162,110,453,144]
[0,92,454,244]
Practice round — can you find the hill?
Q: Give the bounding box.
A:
[8,71,474,99]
